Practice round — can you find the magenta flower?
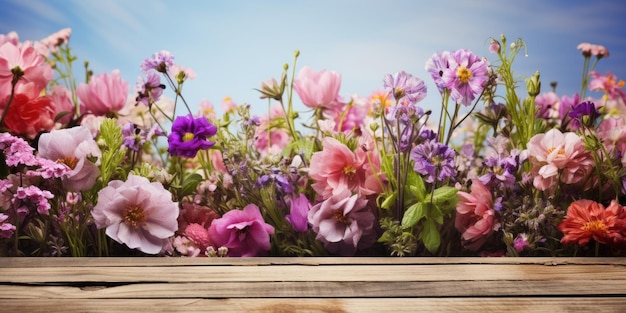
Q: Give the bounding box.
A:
[307,189,376,256]
[285,193,312,233]
[167,114,217,158]
[92,174,179,254]
[13,185,54,215]
[208,204,275,257]
[0,213,15,239]
[38,126,102,191]
[441,49,489,106]
[77,69,129,116]
[293,66,342,110]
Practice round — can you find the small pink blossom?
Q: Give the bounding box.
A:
[588,71,626,101]
[294,66,342,110]
[0,213,15,239]
[307,189,376,256]
[208,204,275,257]
[455,180,499,251]
[309,137,365,199]
[285,193,312,232]
[221,96,237,114]
[13,185,54,215]
[0,32,19,47]
[197,99,216,120]
[92,174,179,254]
[37,126,102,191]
[36,28,72,56]
[77,69,129,116]
[0,40,53,102]
[577,42,609,58]
[49,84,75,125]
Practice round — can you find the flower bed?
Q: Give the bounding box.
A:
[1,29,626,258]
[1,257,626,312]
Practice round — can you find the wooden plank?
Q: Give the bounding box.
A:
[1,257,626,267]
[1,298,625,313]
[1,280,626,299]
[2,264,626,283]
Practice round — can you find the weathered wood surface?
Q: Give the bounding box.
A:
[1,257,625,312]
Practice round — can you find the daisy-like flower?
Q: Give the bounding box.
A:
[135,72,165,106]
[383,71,427,105]
[91,174,179,254]
[425,50,452,92]
[140,50,175,74]
[167,114,217,158]
[558,200,626,247]
[441,49,489,106]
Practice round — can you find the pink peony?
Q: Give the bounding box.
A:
[49,84,75,126]
[92,174,179,254]
[307,189,376,256]
[293,66,342,110]
[208,204,275,257]
[37,126,102,191]
[526,128,594,191]
[455,179,499,251]
[77,69,129,116]
[1,92,55,139]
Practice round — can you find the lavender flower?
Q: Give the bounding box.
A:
[410,141,457,183]
[568,101,600,129]
[140,50,175,74]
[135,72,165,106]
[167,114,217,158]
[478,154,518,188]
[383,71,427,105]
[425,50,451,92]
[441,49,489,106]
[122,123,143,151]
[285,193,311,233]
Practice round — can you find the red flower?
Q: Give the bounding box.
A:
[2,93,55,139]
[558,200,626,247]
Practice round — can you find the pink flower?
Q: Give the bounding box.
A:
[285,193,312,232]
[36,28,72,56]
[208,204,275,257]
[13,185,54,215]
[331,95,369,134]
[526,129,594,191]
[77,69,129,116]
[577,42,609,58]
[455,180,499,251]
[535,91,560,119]
[0,213,15,239]
[558,199,626,247]
[197,99,216,120]
[1,91,55,139]
[49,84,75,125]
[488,39,500,54]
[37,126,102,191]
[0,40,53,102]
[588,71,626,101]
[253,108,290,156]
[307,189,376,256]
[0,32,19,47]
[294,66,342,109]
[221,96,237,114]
[309,137,365,199]
[92,174,179,254]
[597,116,626,155]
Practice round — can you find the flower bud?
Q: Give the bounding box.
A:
[526,71,541,97]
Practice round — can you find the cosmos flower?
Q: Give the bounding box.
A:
[167,114,217,158]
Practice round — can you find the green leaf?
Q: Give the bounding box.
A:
[380,192,397,210]
[401,202,424,229]
[420,218,441,254]
[180,173,203,198]
[431,186,458,206]
[406,169,426,201]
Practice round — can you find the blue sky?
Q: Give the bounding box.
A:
[1,0,626,117]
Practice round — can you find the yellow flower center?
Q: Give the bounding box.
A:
[56,156,79,169]
[457,66,472,83]
[547,147,565,156]
[333,210,349,225]
[123,205,146,229]
[582,220,608,233]
[182,132,195,142]
[343,165,356,178]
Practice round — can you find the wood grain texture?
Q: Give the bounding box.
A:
[1,257,625,312]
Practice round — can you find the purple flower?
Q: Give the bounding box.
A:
[208,204,275,257]
[513,233,530,252]
[425,50,451,92]
[140,50,175,74]
[568,101,600,129]
[307,189,376,256]
[410,141,457,183]
[441,49,488,106]
[383,71,427,105]
[14,185,54,215]
[167,114,217,158]
[478,155,518,188]
[0,132,38,167]
[122,123,143,151]
[285,193,311,232]
[135,72,165,106]
[558,93,580,119]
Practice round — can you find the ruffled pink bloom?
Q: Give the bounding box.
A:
[535,91,560,119]
[37,126,102,191]
[294,66,342,110]
[1,89,55,139]
[0,32,19,47]
[253,117,290,156]
[526,129,594,191]
[577,42,609,58]
[309,137,365,199]
[0,40,53,102]
[597,116,626,155]
[208,204,275,257]
[307,189,376,256]
[331,95,368,134]
[77,69,129,116]
[92,174,179,254]
[455,179,499,251]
